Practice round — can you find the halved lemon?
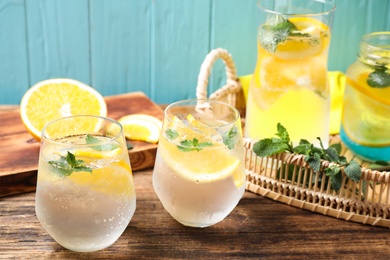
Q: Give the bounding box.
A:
[20,78,107,141]
[118,114,162,143]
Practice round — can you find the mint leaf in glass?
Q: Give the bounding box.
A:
[178,138,212,152]
[367,66,390,88]
[48,151,92,177]
[166,129,179,140]
[258,15,298,53]
[86,134,118,151]
[223,126,238,150]
[259,15,318,54]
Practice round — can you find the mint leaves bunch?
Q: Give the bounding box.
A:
[253,123,362,192]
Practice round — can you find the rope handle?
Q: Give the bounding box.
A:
[196,48,238,100]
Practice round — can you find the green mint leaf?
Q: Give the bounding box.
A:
[324,147,340,163]
[48,160,73,176]
[258,16,296,53]
[367,67,390,88]
[276,123,290,143]
[86,134,118,151]
[344,160,362,182]
[166,129,179,140]
[325,166,341,177]
[48,151,92,176]
[253,138,289,157]
[223,126,238,150]
[329,143,342,154]
[325,166,342,191]
[330,171,343,192]
[127,143,133,150]
[293,142,312,155]
[259,15,312,54]
[66,151,78,167]
[177,138,212,152]
[305,153,321,172]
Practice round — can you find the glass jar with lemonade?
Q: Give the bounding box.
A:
[245,0,335,147]
[340,32,390,162]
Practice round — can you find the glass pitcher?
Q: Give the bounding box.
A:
[245,0,336,147]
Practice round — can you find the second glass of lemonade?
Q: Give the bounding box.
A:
[35,115,136,252]
[153,100,246,228]
[245,0,336,147]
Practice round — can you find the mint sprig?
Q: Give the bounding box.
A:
[367,65,390,88]
[86,134,118,151]
[48,151,92,177]
[253,123,362,191]
[223,126,238,150]
[178,138,212,152]
[165,129,179,140]
[258,15,312,54]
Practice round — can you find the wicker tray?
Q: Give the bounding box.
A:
[196,48,390,228]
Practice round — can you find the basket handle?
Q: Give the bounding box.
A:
[196,48,238,100]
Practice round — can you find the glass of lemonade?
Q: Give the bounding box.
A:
[340,32,390,162]
[153,100,246,228]
[245,0,335,147]
[35,115,136,252]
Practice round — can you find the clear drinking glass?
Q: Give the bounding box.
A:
[153,99,246,228]
[35,115,136,252]
[245,0,336,147]
[340,32,390,162]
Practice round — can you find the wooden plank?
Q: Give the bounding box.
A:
[25,0,90,85]
[0,92,163,197]
[0,0,29,105]
[89,0,151,97]
[151,0,211,103]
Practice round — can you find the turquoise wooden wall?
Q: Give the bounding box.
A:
[0,0,389,105]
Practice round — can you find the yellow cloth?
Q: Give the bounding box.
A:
[238,71,346,135]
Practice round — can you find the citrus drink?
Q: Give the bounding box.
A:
[245,1,335,147]
[152,100,246,228]
[340,32,390,162]
[35,116,136,252]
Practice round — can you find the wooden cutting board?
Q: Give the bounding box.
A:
[0,92,164,197]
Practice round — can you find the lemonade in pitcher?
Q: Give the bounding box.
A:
[153,100,246,228]
[245,0,335,147]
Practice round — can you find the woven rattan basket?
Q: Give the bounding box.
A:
[196,48,390,228]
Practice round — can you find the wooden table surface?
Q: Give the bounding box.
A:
[2,168,390,259]
[2,105,390,259]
